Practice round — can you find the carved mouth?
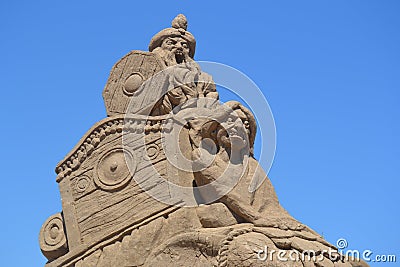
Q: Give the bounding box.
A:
[175,51,185,64]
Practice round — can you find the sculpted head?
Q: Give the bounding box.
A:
[200,101,256,156]
[149,14,196,66]
[160,36,190,64]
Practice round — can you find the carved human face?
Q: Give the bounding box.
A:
[201,114,250,153]
[160,36,190,64]
[218,116,249,151]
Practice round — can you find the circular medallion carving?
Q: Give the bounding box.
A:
[123,73,144,96]
[95,148,136,191]
[75,175,90,193]
[146,143,160,160]
[44,218,64,246]
[39,213,68,260]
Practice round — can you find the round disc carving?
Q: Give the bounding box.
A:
[44,217,64,246]
[123,73,144,96]
[39,213,68,260]
[75,175,90,193]
[95,148,136,191]
[146,143,160,160]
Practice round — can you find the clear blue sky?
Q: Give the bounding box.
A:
[0,1,399,265]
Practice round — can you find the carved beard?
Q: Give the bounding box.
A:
[153,46,189,66]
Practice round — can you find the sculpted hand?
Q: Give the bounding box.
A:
[254,216,307,231]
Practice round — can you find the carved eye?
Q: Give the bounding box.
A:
[182,42,188,48]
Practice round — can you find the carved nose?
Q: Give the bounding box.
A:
[110,162,118,172]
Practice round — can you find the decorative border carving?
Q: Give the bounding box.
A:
[55,115,173,183]
[217,226,254,267]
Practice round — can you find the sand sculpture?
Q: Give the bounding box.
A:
[39,14,368,267]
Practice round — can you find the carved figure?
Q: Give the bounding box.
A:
[149,14,218,115]
[192,101,307,231]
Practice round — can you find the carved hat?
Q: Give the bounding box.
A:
[149,14,196,58]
